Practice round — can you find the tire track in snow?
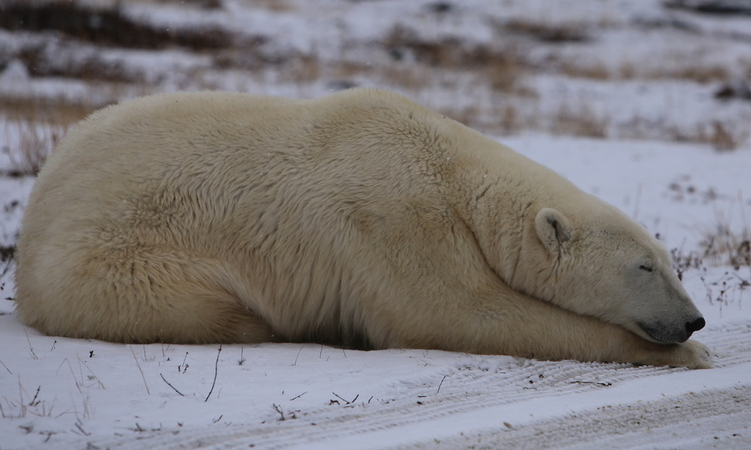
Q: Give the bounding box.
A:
[410,385,751,449]
[94,321,751,449]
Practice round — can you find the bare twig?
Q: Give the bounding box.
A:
[0,360,11,374]
[238,346,246,365]
[77,355,105,389]
[332,392,358,404]
[24,329,38,360]
[74,419,91,436]
[204,345,222,402]
[159,373,185,397]
[289,391,307,401]
[293,345,304,366]
[28,386,41,406]
[272,403,285,421]
[437,375,447,394]
[178,352,189,373]
[568,380,612,387]
[129,346,150,395]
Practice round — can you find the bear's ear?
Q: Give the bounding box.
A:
[535,208,571,254]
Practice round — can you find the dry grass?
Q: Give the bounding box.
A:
[699,203,751,269]
[642,64,731,84]
[551,102,609,138]
[130,0,224,8]
[0,1,234,50]
[670,121,749,151]
[0,96,92,177]
[0,96,96,126]
[382,25,524,92]
[701,224,751,268]
[671,204,751,278]
[560,61,611,80]
[558,59,730,83]
[503,19,592,43]
[17,45,144,84]
[2,120,65,177]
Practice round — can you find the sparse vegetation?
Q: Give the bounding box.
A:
[382,25,524,93]
[0,1,234,50]
[503,19,592,43]
[0,0,747,146]
[2,120,65,177]
[669,120,750,152]
[551,102,610,138]
[700,223,751,268]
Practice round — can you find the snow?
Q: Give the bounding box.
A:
[1,0,751,448]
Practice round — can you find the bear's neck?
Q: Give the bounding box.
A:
[449,133,577,289]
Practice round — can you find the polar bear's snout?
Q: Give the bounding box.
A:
[639,313,706,344]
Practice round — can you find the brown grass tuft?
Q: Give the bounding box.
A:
[551,102,609,138]
[503,19,591,43]
[701,225,751,268]
[2,120,65,177]
[560,61,611,80]
[670,121,749,151]
[382,25,524,92]
[0,96,96,127]
[0,1,233,50]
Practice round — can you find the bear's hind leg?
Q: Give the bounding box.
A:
[26,246,276,344]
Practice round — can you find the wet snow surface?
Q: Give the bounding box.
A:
[1,0,750,448]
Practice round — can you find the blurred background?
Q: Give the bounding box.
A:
[1,0,750,166]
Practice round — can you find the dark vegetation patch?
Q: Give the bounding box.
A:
[715,80,751,101]
[502,19,592,43]
[0,96,98,126]
[383,25,523,91]
[701,224,751,268]
[16,43,144,83]
[148,0,223,8]
[0,245,15,280]
[0,245,14,263]
[0,0,233,50]
[423,2,455,14]
[664,0,751,15]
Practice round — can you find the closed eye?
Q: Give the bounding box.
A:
[639,265,654,272]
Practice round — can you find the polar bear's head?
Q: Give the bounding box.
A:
[515,201,705,345]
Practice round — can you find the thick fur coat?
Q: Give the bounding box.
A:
[15,89,711,368]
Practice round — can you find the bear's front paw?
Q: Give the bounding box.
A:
[673,340,713,369]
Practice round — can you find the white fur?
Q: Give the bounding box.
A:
[14,89,711,368]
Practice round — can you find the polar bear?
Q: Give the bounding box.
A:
[15,89,711,368]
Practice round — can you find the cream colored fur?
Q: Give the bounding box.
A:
[14,89,711,368]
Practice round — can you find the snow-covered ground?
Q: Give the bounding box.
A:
[1,0,750,448]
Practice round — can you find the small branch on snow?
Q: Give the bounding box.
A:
[332,392,358,405]
[272,403,285,421]
[159,373,185,397]
[289,391,307,401]
[436,375,447,394]
[129,346,151,395]
[568,380,612,387]
[24,329,38,360]
[28,386,41,406]
[293,345,304,366]
[204,345,222,402]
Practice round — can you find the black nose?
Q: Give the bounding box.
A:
[686,317,706,334]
